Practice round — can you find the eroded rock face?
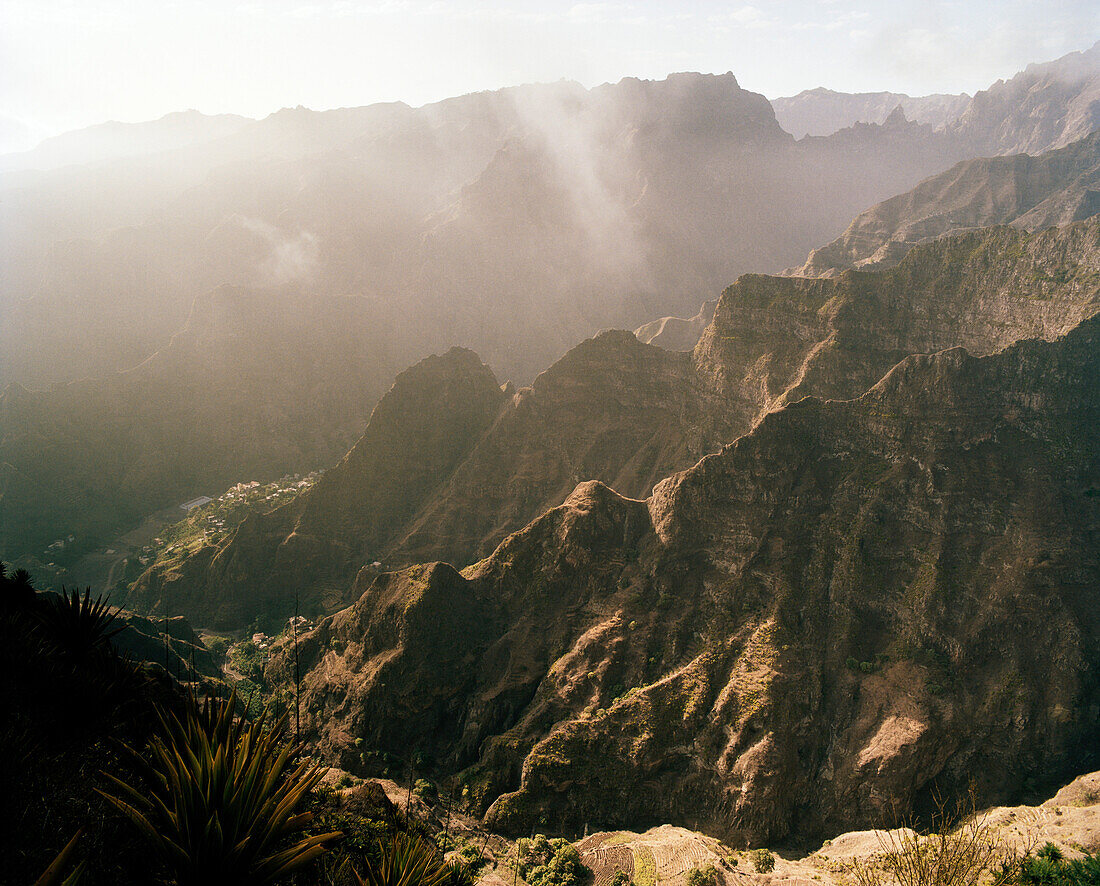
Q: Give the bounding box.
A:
[270,313,1100,845]
[135,220,1100,628]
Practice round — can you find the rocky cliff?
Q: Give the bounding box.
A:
[269,305,1100,844]
[128,334,740,627]
[133,220,1100,628]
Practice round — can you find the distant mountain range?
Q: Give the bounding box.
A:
[771,40,1100,150]
[4,42,1100,573]
[771,88,970,138]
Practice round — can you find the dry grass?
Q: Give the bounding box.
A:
[846,795,1029,886]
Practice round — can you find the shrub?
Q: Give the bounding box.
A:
[354,831,456,886]
[414,778,438,803]
[458,843,487,872]
[205,635,229,663]
[1018,847,1099,886]
[751,849,775,874]
[231,640,268,684]
[521,834,586,886]
[34,588,123,666]
[686,864,719,886]
[847,795,1019,886]
[610,869,632,886]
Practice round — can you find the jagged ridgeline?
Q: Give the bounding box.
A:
[132,219,1100,630]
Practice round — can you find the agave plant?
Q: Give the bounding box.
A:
[353,831,462,886]
[100,690,341,885]
[34,828,86,886]
[34,587,124,664]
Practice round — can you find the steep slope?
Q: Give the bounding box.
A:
[270,310,1100,845]
[795,130,1100,276]
[1,70,982,565]
[135,220,1100,631]
[771,88,970,139]
[10,45,1100,560]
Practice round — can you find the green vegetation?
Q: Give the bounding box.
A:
[100,690,340,884]
[353,831,456,886]
[686,864,719,886]
[414,778,438,803]
[610,869,632,886]
[231,639,269,684]
[1018,845,1100,886]
[519,835,588,886]
[751,849,775,873]
[33,588,124,665]
[145,474,320,570]
[632,846,656,886]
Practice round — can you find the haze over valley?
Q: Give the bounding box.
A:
[2,11,1100,884]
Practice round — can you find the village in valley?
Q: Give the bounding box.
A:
[29,472,325,595]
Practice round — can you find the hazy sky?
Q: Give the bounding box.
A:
[2,0,1098,151]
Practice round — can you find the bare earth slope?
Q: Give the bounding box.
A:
[574,771,1100,886]
[132,220,1100,629]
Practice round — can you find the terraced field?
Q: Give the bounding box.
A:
[579,827,734,886]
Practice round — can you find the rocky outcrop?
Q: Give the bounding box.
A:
[135,219,1100,628]
[270,308,1100,845]
[794,130,1100,277]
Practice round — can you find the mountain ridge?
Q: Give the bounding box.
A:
[266,305,1100,843]
[128,219,1100,629]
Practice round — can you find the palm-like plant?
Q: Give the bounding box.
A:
[35,588,124,664]
[100,691,341,885]
[353,831,458,886]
